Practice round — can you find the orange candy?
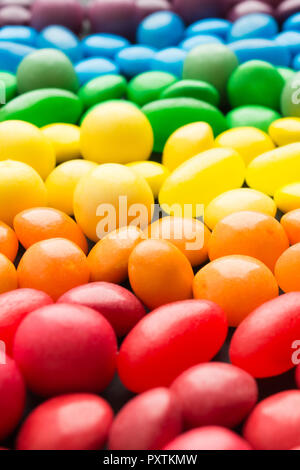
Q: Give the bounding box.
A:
[128,239,194,309]
[146,216,211,267]
[275,243,300,292]
[0,221,18,262]
[193,255,279,326]
[208,211,289,271]
[0,254,18,294]
[87,226,146,284]
[13,208,88,254]
[17,238,90,301]
[281,209,300,245]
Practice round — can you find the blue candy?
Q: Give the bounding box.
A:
[275,31,300,58]
[293,54,300,70]
[82,34,130,59]
[115,45,156,77]
[75,57,119,85]
[0,26,37,46]
[283,13,300,33]
[37,25,82,63]
[0,41,36,73]
[150,47,186,77]
[179,34,223,51]
[228,14,278,42]
[185,18,231,40]
[137,11,185,49]
[229,39,291,67]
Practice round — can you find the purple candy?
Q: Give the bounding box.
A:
[135,0,171,22]
[87,0,136,39]
[276,0,300,23]
[0,5,31,25]
[227,1,274,22]
[172,0,224,24]
[0,0,33,7]
[31,0,84,33]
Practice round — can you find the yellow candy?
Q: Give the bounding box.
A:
[162,122,214,172]
[205,188,277,229]
[246,143,300,196]
[215,126,275,166]
[274,182,300,213]
[46,159,98,216]
[126,161,170,198]
[0,120,55,179]
[74,163,154,242]
[269,118,300,146]
[80,101,153,164]
[0,160,47,226]
[41,123,81,164]
[159,148,245,217]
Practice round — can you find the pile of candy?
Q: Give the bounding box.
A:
[0,0,300,453]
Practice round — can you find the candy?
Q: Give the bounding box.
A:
[183,44,239,101]
[276,1,300,23]
[78,75,127,110]
[45,160,98,216]
[173,0,224,24]
[135,0,171,22]
[31,0,84,34]
[0,288,53,354]
[229,292,300,377]
[163,426,252,450]
[205,188,277,230]
[87,0,136,39]
[208,211,289,271]
[246,143,300,195]
[275,31,300,58]
[274,182,300,212]
[226,105,281,133]
[16,394,113,450]
[0,71,17,102]
[137,11,185,49]
[13,303,117,396]
[281,72,300,118]
[143,98,227,152]
[0,120,55,179]
[0,25,37,46]
[185,18,231,39]
[193,255,278,326]
[277,65,295,82]
[87,226,145,285]
[293,54,300,69]
[227,1,274,22]
[75,58,119,86]
[118,299,228,393]
[215,127,275,166]
[0,253,18,294]
[162,122,214,172]
[128,239,194,309]
[274,243,300,292]
[170,362,258,429]
[244,391,300,450]
[37,25,82,63]
[17,238,90,300]
[0,221,18,262]
[228,13,278,41]
[150,47,186,77]
[227,60,284,111]
[179,34,223,52]
[115,45,156,77]
[269,117,300,145]
[0,6,31,27]
[58,281,146,338]
[109,388,182,450]
[283,11,300,31]
[159,148,245,216]
[126,161,169,198]
[229,39,290,67]
[0,41,35,73]
[82,33,129,59]
[13,207,88,253]
[281,208,300,244]
[127,71,177,106]
[160,79,220,106]
[0,88,82,127]
[0,355,25,441]
[0,160,47,226]
[41,123,80,164]
[74,164,154,242]
[145,216,211,266]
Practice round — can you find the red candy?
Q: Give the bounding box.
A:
[163,426,252,450]
[118,300,228,393]
[0,355,26,441]
[58,282,146,338]
[16,394,113,450]
[170,362,258,429]
[0,288,53,354]
[13,303,117,397]
[230,293,300,378]
[244,391,300,450]
[109,388,182,450]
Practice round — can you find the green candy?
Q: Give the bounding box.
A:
[277,66,295,83]
[0,71,17,104]
[78,74,127,110]
[0,88,83,127]
[142,97,227,153]
[227,60,284,111]
[281,72,300,118]
[183,44,238,102]
[128,71,177,107]
[226,105,281,133]
[160,79,220,107]
[17,49,79,94]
